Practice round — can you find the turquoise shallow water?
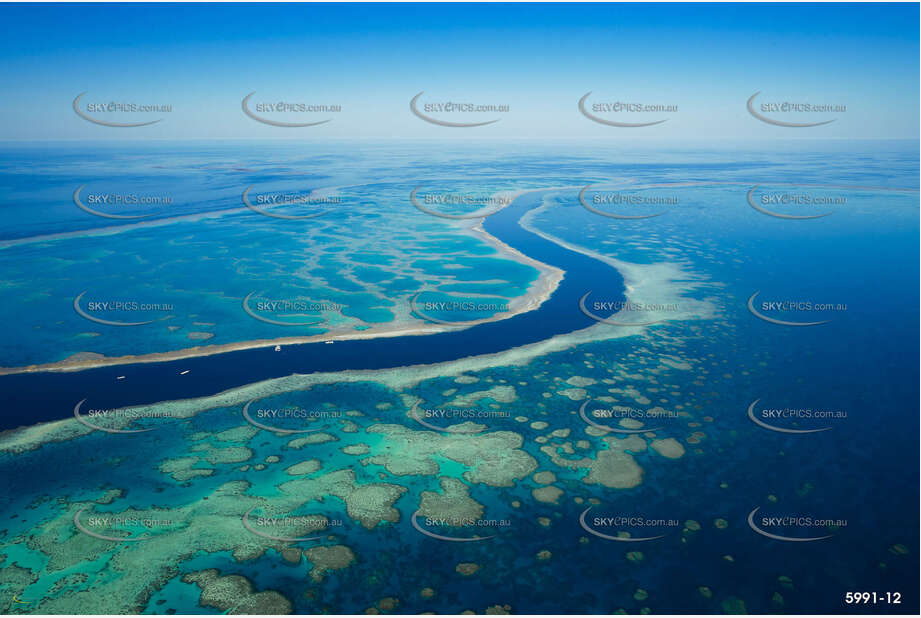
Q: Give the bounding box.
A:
[0,141,918,615]
[0,175,541,367]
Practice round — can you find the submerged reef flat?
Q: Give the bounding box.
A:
[303,545,356,582]
[0,327,713,613]
[182,569,292,614]
[0,188,562,375]
[285,459,323,476]
[277,468,407,530]
[418,477,485,522]
[0,234,710,612]
[0,237,718,608]
[4,165,913,616]
[0,238,703,455]
[5,468,393,613]
[365,423,537,486]
[7,481,298,613]
[159,456,215,482]
[539,442,642,490]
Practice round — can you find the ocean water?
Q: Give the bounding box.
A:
[0,141,917,615]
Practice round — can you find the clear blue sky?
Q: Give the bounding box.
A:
[0,2,917,140]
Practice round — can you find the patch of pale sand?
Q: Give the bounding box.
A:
[418,477,485,522]
[366,423,536,487]
[532,471,557,484]
[650,438,686,459]
[619,419,644,430]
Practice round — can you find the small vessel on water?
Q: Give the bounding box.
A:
[274,345,282,351]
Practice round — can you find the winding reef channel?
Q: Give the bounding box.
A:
[0,191,626,430]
